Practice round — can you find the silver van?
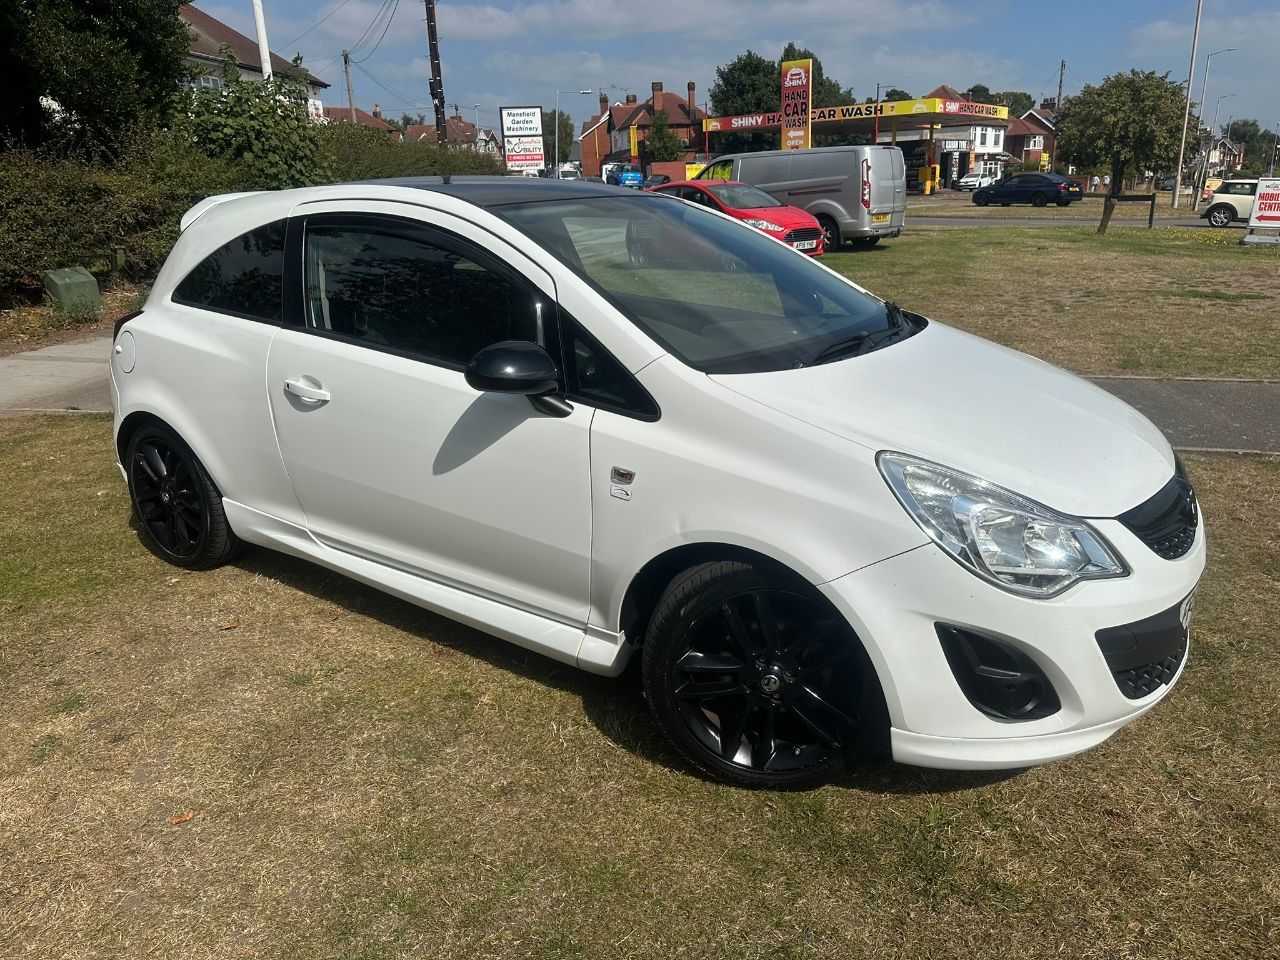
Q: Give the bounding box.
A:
[696,145,906,248]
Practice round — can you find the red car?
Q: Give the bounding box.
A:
[645,179,825,255]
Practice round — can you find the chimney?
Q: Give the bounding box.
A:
[688,81,697,151]
[1040,97,1056,111]
[372,102,382,120]
[651,81,663,118]
[625,92,637,104]
[599,92,608,117]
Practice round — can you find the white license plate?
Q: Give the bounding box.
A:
[793,239,818,250]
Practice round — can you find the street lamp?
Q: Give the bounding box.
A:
[1196,93,1237,199]
[1191,47,1236,211]
[553,89,592,178]
[873,81,895,144]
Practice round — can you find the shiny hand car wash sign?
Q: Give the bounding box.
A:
[501,106,545,171]
[780,59,812,150]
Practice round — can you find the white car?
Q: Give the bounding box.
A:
[112,178,1204,788]
[956,171,994,191]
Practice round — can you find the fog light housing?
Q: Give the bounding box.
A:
[937,625,1061,721]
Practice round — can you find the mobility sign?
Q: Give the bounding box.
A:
[501,106,545,171]
[780,58,812,150]
[1243,178,1280,246]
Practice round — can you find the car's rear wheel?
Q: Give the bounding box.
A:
[1031,192,1048,207]
[126,423,240,570]
[642,561,885,789]
[973,194,989,207]
[817,215,841,250]
[1206,204,1234,228]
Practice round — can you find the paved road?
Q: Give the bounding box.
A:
[0,329,112,416]
[1,328,1276,454]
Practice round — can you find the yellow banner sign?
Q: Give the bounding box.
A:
[780,58,812,150]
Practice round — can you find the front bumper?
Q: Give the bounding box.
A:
[818,514,1205,770]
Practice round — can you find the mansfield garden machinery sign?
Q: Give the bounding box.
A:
[501,106,545,171]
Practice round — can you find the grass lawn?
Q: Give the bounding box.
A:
[2,415,1278,959]
[909,195,1193,221]
[825,226,1280,379]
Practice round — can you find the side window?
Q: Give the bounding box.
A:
[703,161,734,180]
[561,316,658,420]
[303,219,542,367]
[173,220,286,322]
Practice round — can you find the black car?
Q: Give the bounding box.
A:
[643,174,672,188]
[973,172,1084,208]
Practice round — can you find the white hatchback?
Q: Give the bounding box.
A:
[112,178,1204,788]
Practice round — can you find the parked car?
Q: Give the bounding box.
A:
[643,174,671,188]
[973,172,1084,207]
[1202,180,1257,227]
[696,145,906,249]
[113,177,1203,789]
[607,164,644,188]
[955,171,993,191]
[647,179,824,255]
[556,167,582,181]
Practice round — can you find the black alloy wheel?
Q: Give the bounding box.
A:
[817,215,841,250]
[1031,192,1049,207]
[643,561,884,789]
[126,423,240,569]
[973,194,989,207]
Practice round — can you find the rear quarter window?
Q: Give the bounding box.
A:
[172,220,287,323]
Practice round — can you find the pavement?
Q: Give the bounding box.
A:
[1,328,1276,454]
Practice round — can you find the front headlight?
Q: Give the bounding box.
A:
[742,218,785,232]
[878,453,1127,598]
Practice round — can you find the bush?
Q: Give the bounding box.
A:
[317,122,506,182]
[0,129,242,299]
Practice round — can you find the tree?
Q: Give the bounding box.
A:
[708,50,779,154]
[994,90,1034,116]
[882,88,913,102]
[541,109,574,167]
[0,0,192,155]
[184,54,330,190]
[397,112,427,131]
[1056,70,1191,234]
[780,43,854,107]
[965,83,993,103]
[647,110,683,162]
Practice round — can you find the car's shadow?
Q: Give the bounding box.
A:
[232,546,1027,795]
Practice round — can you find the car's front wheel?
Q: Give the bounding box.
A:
[642,561,885,789]
[817,215,841,250]
[125,422,241,570]
[973,193,989,207]
[1206,204,1235,228]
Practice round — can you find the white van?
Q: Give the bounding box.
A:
[697,145,906,248]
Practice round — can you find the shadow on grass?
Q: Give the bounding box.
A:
[231,545,1027,796]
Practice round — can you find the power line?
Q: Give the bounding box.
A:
[352,60,430,109]
[280,0,355,49]
[349,0,397,57]
[351,0,401,63]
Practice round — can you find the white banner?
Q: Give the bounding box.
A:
[505,135,545,171]
[1248,178,1280,229]
[500,106,543,138]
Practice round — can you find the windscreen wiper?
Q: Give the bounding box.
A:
[795,301,912,368]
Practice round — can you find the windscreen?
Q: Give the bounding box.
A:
[496,194,893,374]
[705,183,783,210]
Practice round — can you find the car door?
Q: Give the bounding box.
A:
[265,203,594,625]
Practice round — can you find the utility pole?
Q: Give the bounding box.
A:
[474,103,481,146]
[343,50,356,123]
[250,0,273,79]
[1050,58,1065,171]
[1172,0,1202,208]
[423,0,447,145]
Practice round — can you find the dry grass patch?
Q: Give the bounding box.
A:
[1,416,1278,960]
[0,282,144,356]
[828,227,1280,379]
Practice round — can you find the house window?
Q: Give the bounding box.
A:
[1029,135,1044,150]
[199,74,224,90]
[979,128,988,147]
[993,130,1002,147]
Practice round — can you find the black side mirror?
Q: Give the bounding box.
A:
[465,340,572,417]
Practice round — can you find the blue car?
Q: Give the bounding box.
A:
[973,172,1084,207]
[608,164,644,188]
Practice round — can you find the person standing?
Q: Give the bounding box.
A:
[1102,173,1111,193]
[1090,174,1100,193]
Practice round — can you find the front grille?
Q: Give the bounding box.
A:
[784,227,823,244]
[1117,462,1198,560]
[1113,637,1187,699]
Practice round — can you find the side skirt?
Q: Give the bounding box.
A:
[222,499,630,676]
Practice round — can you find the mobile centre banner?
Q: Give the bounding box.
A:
[1248,178,1280,229]
[501,106,545,171]
[780,58,812,150]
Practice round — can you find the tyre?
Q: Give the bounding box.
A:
[125,422,241,570]
[1206,204,1234,228]
[817,215,841,250]
[973,194,989,207]
[1031,193,1048,207]
[641,561,885,789]
[1056,200,1070,207]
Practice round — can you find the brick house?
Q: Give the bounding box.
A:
[578,82,706,178]
[402,113,502,154]
[322,103,395,131]
[1004,99,1058,169]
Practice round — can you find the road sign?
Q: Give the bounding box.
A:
[1243,177,1280,245]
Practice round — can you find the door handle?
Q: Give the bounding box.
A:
[283,378,331,404]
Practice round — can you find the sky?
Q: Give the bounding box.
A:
[196,0,1279,138]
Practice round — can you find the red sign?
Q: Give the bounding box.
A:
[1249,179,1280,226]
[780,59,812,150]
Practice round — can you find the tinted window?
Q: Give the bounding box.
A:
[304,220,541,366]
[173,220,286,322]
[562,316,658,419]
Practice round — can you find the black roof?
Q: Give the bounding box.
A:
[360,176,637,207]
